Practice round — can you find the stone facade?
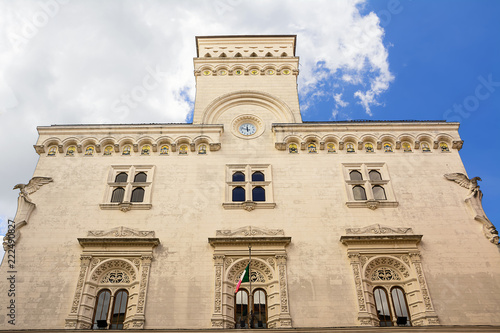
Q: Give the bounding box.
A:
[1,35,499,331]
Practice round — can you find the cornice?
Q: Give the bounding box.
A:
[272,121,460,132]
[78,237,160,248]
[340,235,423,246]
[208,236,291,247]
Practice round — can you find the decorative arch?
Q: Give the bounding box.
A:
[90,259,138,283]
[209,226,292,329]
[200,90,297,124]
[341,229,439,327]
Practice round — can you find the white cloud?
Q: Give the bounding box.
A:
[334,93,349,108]
[0,0,393,228]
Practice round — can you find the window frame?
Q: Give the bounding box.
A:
[342,163,398,209]
[223,164,275,210]
[100,165,155,211]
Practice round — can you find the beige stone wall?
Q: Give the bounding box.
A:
[1,35,499,330]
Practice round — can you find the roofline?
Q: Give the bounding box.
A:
[195,35,297,57]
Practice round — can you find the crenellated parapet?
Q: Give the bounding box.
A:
[34,123,223,157]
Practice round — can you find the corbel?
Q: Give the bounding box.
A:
[433,141,439,149]
[133,144,139,152]
[357,142,363,150]
[33,145,45,154]
[95,144,101,153]
[414,141,420,149]
[190,143,196,152]
[319,142,325,150]
[114,144,120,153]
[300,142,306,150]
[339,141,345,150]
[275,142,286,151]
[377,141,382,150]
[57,145,63,153]
[452,140,464,150]
[152,144,158,152]
[171,143,177,152]
[209,143,221,151]
[395,141,401,150]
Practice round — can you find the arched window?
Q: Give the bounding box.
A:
[134,172,147,183]
[253,289,267,328]
[327,143,336,153]
[402,142,412,152]
[104,146,113,156]
[369,170,382,181]
[92,289,111,329]
[372,185,387,200]
[440,142,449,152]
[352,186,367,200]
[66,146,76,156]
[384,143,393,152]
[111,188,125,203]
[365,143,374,152]
[85,146,95,156]
[374,287,393,326]
[115,173,128,183]
[131,188,145,202]
[391,287,411,326]
[232,187,245,202]
[346,143,355,153]
[109,289,128,330]
[235,290,249,328]
[179,145,188,155]
[252,186,265,202]
[349,170,363,181]
[288,143,298,154]
[252,171,265,182]
[233,172,245,182]
[198,144,207,155]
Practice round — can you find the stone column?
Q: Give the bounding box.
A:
[347,253,374,326]
[276,255,292,328]
[65,255,92,329]
[211,255,225,328]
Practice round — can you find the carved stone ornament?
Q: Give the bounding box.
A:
[444,173,499,244]
[345,224,413,235]
[3,177,53,251]
[87,226,155,238]
[216,225,284,237]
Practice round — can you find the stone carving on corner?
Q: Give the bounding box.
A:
[345,224,413,235]
[2,177,53,251]
[87,226,155,238]
[445,173,499,244]
[216,225,284,237]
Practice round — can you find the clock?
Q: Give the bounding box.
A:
[239,123,256,136]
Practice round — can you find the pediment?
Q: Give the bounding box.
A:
[86,226,155,238]
[345,224,413,235]
[216,226,284,237]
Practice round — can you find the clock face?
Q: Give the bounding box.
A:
[239,123,256,136]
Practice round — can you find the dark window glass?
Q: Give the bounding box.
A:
[134,172,147,182]
[232,187,245,202]
[92,289,111,329]
[109,290,128,329]
[131,188,145,203]
[232,172,245,182]
[235,290,249,329]
[349,170,363,181]
[369,170,382,181]
[252,187,265,202]
[111,188,125,203]
[352,186,367,200]
[373,186,387,200]
[391,287,411,326]
[115,172,128,183]
[252,289,267,328]
[252,171,265,182]
[374,287,393,327]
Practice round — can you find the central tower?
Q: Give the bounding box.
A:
[192,35,302,124]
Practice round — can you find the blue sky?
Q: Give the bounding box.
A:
[0,0,499,256]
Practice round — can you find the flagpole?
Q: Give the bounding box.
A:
[248,244,253,329]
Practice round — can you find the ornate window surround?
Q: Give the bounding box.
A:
[65,227,159,330]
[342,163,398,210]
[223,164,276,211]
[100,165,155,212]
[340,224,439,327]
[208,226,292,329]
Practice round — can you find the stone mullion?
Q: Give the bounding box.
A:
[211,255,225,328]
[65,255,92,329]
[124,255,152,329]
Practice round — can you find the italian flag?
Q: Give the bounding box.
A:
[235,263,250,293]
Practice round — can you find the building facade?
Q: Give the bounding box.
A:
[1,35,499,331]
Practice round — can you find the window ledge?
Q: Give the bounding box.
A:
[99,202,152,212]
[223,201,276,212]
[346,200,398,210]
